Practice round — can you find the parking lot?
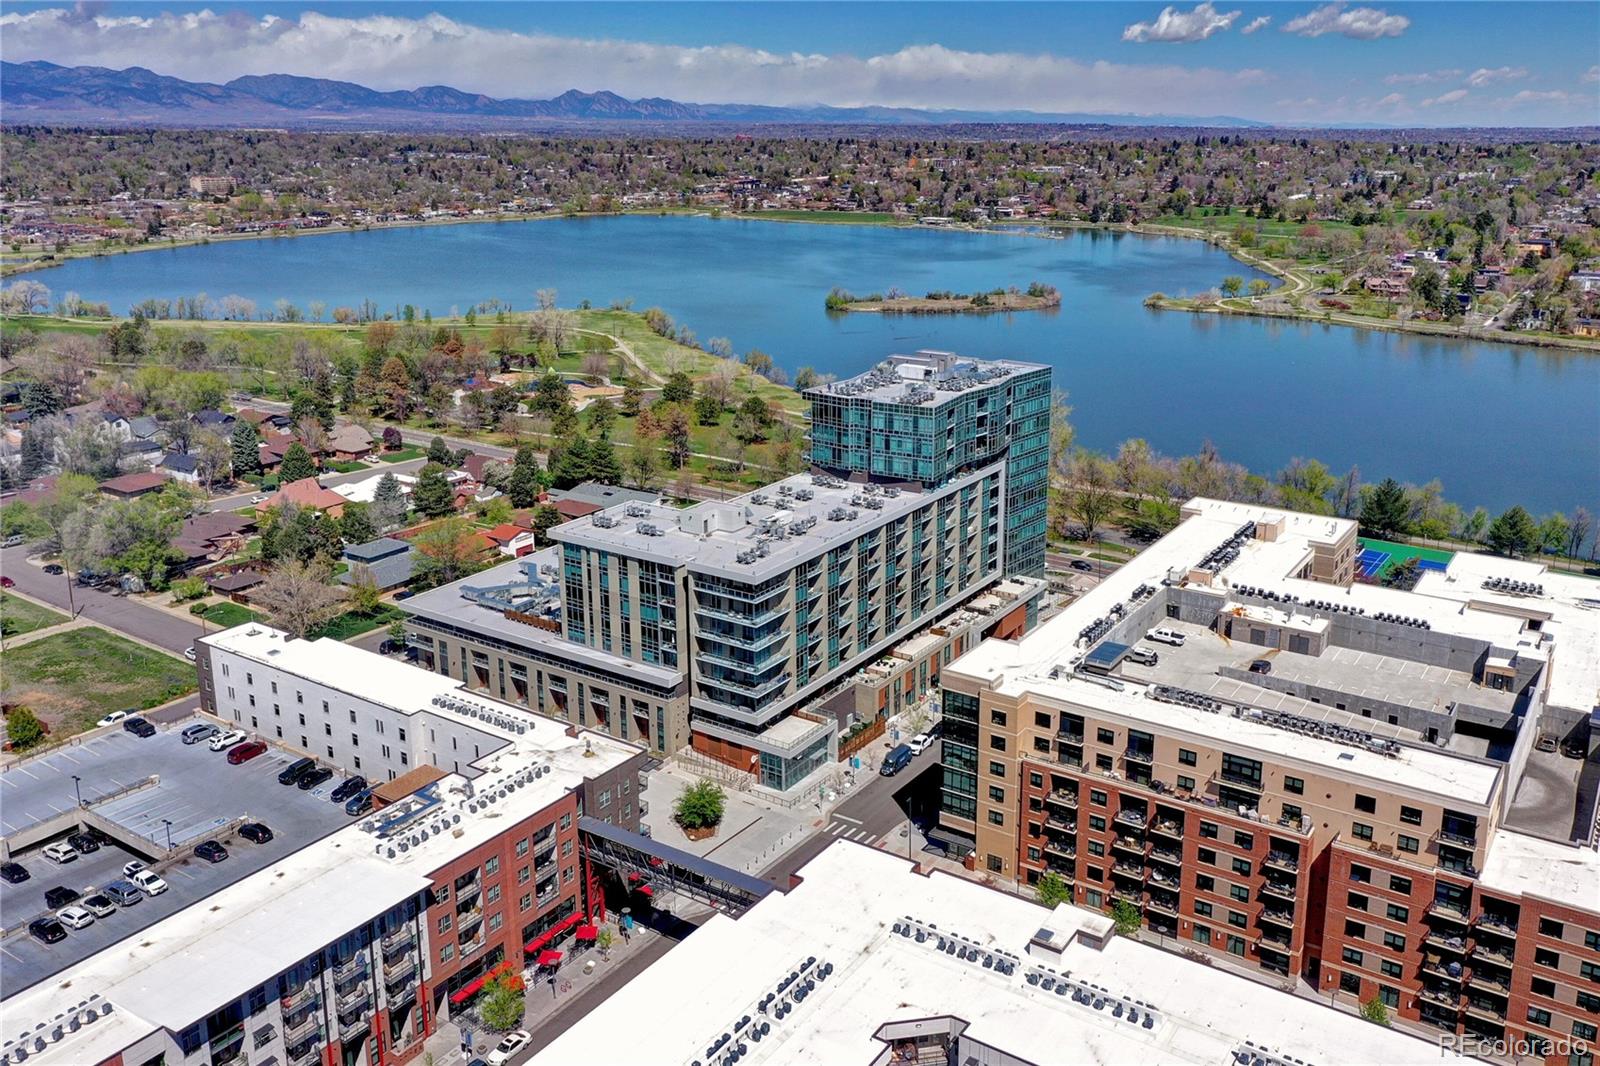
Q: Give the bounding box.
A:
[0,718,357,993]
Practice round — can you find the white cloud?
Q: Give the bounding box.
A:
[0,7,1275,115]
[1503,90,1571,104]
[1465,66,1527,87]
[1421,88,1469,107]
[1375,92,1405,108]
[1383,69,1461,86]
[1582,65,1600,84]
[1282,3,1409,39]
[1122,3,1242,43]
[1240,16,1272,34]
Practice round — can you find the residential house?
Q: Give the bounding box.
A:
[0,474,57,507]
[127,415,162,441]
[116,437,163,472]
[338,537,417,590]
[192,409,237,432]
[1364,276,1411,299]
[158,451,202,485]
[457,453,501,485]
[258,476,348,518]
[549,497,602,523]
[327,424,375,461]
[483,522,537,558]
[549,481,660,512]
[257,431,316,474]
[236,407,293,432]
[170,512,254,569]
[206,566,267,602]
[331,472,411,507]
[98,471,170,499]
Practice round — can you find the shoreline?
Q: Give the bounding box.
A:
[5,208,1594,354]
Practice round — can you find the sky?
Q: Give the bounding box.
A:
[1,1,1597,126]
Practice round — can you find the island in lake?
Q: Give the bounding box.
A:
[825,282,1061,315]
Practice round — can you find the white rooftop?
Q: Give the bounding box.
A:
[531,842,1465,1066]
[1479,827,1600,902]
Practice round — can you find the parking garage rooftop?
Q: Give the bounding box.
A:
[530,842,1465,1066]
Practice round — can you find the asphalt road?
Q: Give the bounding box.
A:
[1,549,203,655]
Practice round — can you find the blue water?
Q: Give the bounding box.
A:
[35,215,1600,513]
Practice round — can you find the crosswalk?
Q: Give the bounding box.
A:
[825,819,879,845]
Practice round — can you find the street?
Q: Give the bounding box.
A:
[1,548,204,655]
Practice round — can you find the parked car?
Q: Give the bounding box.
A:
[44,886,81,909]
[67,832,101,854]
[194,840,229,864]
[278,757,316,786]
[907,732,934,755]
[1248,659,1273,675]
[2,533,26,548]
[250,494,268,505]
[181,722,220,745]
[1146,627,1186,647]
[123,717,156,738]
[42,562,64,575]
[130,870,168,896]
[184,646,197,662]
[486,1031,532,1066]
[103,881,144,907]
[1535,734,1558,753]
[330,776,368,803]
[344,789,374,816]
[0,576,13,588]
[227,740,268,765]
[42,842,78,865]
[1125,646,1160,667]
[28,918,67,944]
[209,729,247,752]
[238,822,274,844]
[297,767,334,792]
[880,743,914,777]
[80,893,117,918]
[97,709,130,727]
[1,861,29,883]
[122,860,147,878]
[1561,738,1588,760]
[56,905,95,930]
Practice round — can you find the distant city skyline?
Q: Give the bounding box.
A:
[1,1,1596,127]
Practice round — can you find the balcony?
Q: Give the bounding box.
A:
[1058,728,1085,744]
[1422,959,1464,983]
[1468,970,1510,995]
[1260,880,1297,903]
[1463,1001,1506,1023]
[1259,908,1295,928]
[288,1041,321,1066]
[1146,896,1179,919]
[1427,900,1471,927]
[280,982,318,1013]
[283,1013,320,1046]
[1146,866,1180,888]
[384,954,415,984]
[1473,913,1518,938]
[1471,941,1515,966]
[1113,809,1147,829]
[1149,818,1183,840]
[1257,929,1293,949]
[1263,851,1299,874]
[381,927,414,955]
[1111,861,1146,880]
[1043,791,1078,812]
[1437,825,1479,848]
[1425,932,1470,955]
[1150,845,1183,866]
[1042,842,1076,861]
[337,984,369,1015]
[1111,836,1147,857]
[1419,986,1461,1008]
[339,1011,370,1040]
[1123,747,1154,766]
[332,954,366,981]
[1043,816,1076,836]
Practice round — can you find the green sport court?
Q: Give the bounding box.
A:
[1355,537,1454,582]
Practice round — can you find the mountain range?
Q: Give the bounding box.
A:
[0,60,1271,129]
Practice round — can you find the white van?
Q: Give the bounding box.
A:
[1146,627,1186,647]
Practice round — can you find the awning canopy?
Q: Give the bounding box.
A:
[523,912,583,955]
[536,950,563,967]
[574,924,598,942]
[448,974,487,1005]
[636,885,654,898]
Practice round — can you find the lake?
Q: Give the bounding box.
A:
[34,215,1600,514]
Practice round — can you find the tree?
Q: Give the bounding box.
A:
[1110,898,1142,937]
[371,473,408,532]
[426,435,452,465]
[411,463,455,518]
[588,397,617,435]
[19,424,52,479]
[345,563,383,614]
[231,420,262,478]
[254,561,346,639]
[661,406,692,469]
[1359,478,1410,538]
[381,426,404,452]
[479,963,526,1030]
[628,446,658,491]
[192,430,232,489]
[4,706,46,750]
[586,435,625,485]
[674,779,726,830]
[1359,995,1391,1027]
[1035,871,1072,908]
[411,517,481,586]
[619,380,644,416]
[379,357,413,419]
[1536,513,1571,555]
[1247,278,1271,297]
[339,502,376,545]
[1221,276,1243,298]
[279,442,316,485]
[1067,452,1119,537]
[530,504,563,546]
[1485,506,1538,557]
[694,393,723,426]
[1122,498,1180,540]
[508,446,542,508]
[661,371,695,405]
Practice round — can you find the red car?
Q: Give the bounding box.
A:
[0,577,14,588]
[226,740,268,765]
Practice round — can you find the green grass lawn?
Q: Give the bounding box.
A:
[379,447,425,463]
[735,209,904,225]
[201,601,260,627]
[324,459,366,473]
[1146,209,1361,241]
[0,627,196,739]
[307,605,405,641]
[0,591,69,637]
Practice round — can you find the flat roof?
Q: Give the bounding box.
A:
[553,465,994,580]
[806,349,1047,408]
[1479,828,1600,902]
[530,842,1465,1066]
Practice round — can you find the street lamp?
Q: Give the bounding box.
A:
[162,818,174,850]
[71,774,82,807]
